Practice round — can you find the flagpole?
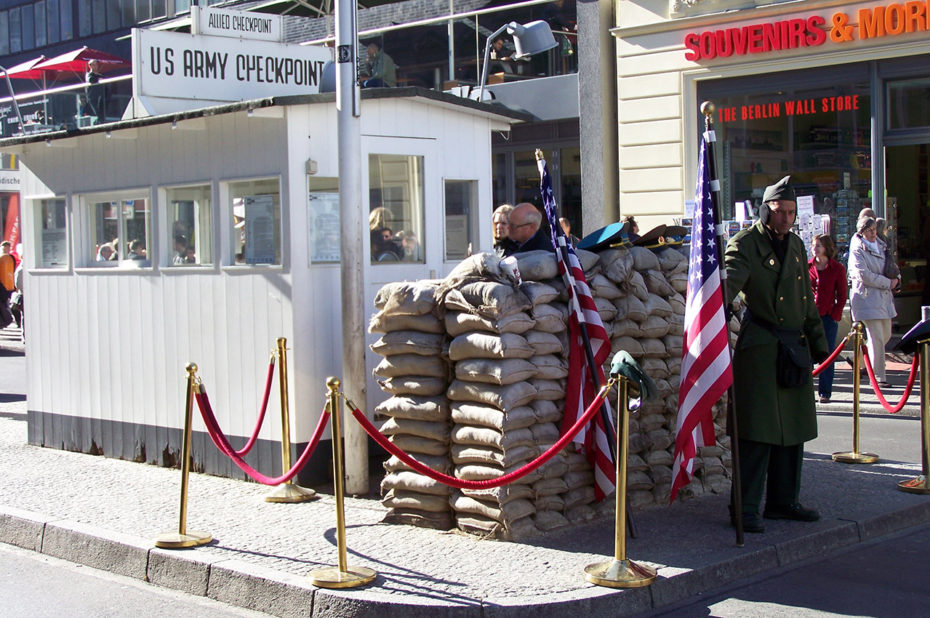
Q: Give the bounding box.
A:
[535,149,636,537]
[701,101,744,547]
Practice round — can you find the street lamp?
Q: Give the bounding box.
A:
[476,20,558,102]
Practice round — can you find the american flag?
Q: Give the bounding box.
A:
[538,156,615,501]
[670,131,733,503]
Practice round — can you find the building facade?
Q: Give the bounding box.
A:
[613,0,930,328]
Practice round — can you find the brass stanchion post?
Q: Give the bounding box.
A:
[310,377,377,588]
[899,336,930,493]
[155,363,212,548]
[584,378,656,588]
[266,337,317,502]
[834,322,879,464]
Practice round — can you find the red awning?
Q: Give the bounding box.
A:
[0,56,49,80]
[34,47,130,74]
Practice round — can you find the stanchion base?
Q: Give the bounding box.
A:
[584,558,657,588]
[153,530,212,549]
[310,565,377,589]
[264,483,318,503]
[898,475,930,494]
[832,451,879,464]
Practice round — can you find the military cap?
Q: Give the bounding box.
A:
[762,175,796,203]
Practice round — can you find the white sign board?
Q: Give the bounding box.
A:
[0,169,21,189]
[797,195,815,219]
[132,29,331,103]
[191,7,283,42]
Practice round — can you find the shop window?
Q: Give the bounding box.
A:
[308,176,339,263]
[34,198,68,268]
[444,180,478,261]
[165,184,211,266]
[229,178,281,266]
[134,0,149,22]
[10,7,21,53]
[369,154,424,264]
[88,196,151,267]
[888,78,930,131]
[60,0,72,40]
[47,0,60,44]
[698,76,870,260]
[21,4,34,50]
[34,1,46,47]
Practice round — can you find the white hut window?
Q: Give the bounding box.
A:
[165,184,212,266]
[89,197,151,267]
[229,178,280,266]
[369,154,424,264]
[443,180,478,261]
[34,198,68,268]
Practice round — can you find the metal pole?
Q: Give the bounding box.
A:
[266,338,317,502]
[899,338,930,493]
[833,322,878,464]
[583,377,656,588]
[154,363,211,549]
[336,0,369,495]
[701,102,743,547]
[0,67,27,135]
[310,378,377,588]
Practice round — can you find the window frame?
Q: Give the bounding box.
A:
[442,178,479,263]
[221,175,284,269]
[31,195,70,270]
[78,187,154,270]
[160,181,215,270]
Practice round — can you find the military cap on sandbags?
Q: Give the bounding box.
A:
[762,175,796,203]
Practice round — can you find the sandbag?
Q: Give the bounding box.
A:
[447,380,537,410]
[377,377,447,397]
[612,336,644,357]
[455,513,537,540]
[631,246,660,271]
[451,424,534,450]
[520,281,560,306]
[384,454,452,474]
[588,273,623,300]
[450,493,536,524]
[535,495,566,513]
[530,422,561,445]
[516,251,559,281]
[613,295,646,323]
[450,402,536,432]
[646,449,673,467]
[382,489,449,513]
[575,248,600,273]
[641,337,667,358]
[388,434,448,456]
[566,504,596,524]
[664,334,683,357]
[449,332,534,361]
[374,281,438,315]
[669,272,689,294]
[375,396,449,422]
[462,484,534,504]
[644,270,675,297]
[531,378,565,401]
[525,331,563,355]
[383,508,453,530]
[454,358,537,385]
[668,317,684,337]
[442,252,505,282]
[627,471,654,491]
[531,303,568,333]
[564,469,594,490]
[370,331,445,357]
[657,247,688,273]
[624,270,649,301]
[532,400,562,424]
[532,354,568,380]
[594,296,618,322]
[668,293,686,316]
[369,312,443,334]
[456,462,543,484]
[598,248,634,283]
[380,417,450,443]
[374,354,448,379]
[533,477,569,497]
[534,510,570,531]
[445,311,535,336]
[381,471,451,496]
[641,315,670,338]
[451,443,536,467]
[642,357,670,379]
[644,294,673,318]
[612,319,640,338]
[562,486,595,510]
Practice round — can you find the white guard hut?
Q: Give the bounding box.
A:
[3,52,525,484]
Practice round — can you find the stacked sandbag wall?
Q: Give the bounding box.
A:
[369,246,733,539]
[369,281,454,530]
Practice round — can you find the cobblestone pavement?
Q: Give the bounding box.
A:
[2,391,930,616]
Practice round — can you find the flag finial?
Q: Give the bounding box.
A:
[535,148,544,161]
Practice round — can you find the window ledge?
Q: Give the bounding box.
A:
[221,264,286,274]
[74,266,159,275]
[160,265,219,274]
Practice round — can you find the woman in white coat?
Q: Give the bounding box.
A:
[848,217,898,386]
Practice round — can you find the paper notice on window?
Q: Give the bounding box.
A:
[245,194,276,264]
[797,195,815,219]
[41,229,67,266]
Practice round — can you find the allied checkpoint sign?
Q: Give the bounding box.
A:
[131,25,331,116]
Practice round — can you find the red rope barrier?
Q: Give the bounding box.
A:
[195,387,330,485]
[812,335,850,377]
[230,356,277,457]
[347,386,610,490]
[861,347,920,414]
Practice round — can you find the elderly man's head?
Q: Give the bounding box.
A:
[508,203,542,244]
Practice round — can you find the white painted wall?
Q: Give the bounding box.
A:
[16,93,513,461]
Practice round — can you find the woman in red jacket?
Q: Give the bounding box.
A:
[809,234,848,403]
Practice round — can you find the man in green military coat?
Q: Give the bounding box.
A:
[725,176,829,533]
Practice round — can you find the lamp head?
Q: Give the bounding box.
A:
[508,20,558,59]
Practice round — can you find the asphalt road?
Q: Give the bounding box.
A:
[653,522,930,617]
[0,543,268,617]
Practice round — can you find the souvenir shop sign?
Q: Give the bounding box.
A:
[715,95,861,123]
[685,0,930,61]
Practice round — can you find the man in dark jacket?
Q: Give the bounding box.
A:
[506,202,555,255]
[725,176,829,534]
